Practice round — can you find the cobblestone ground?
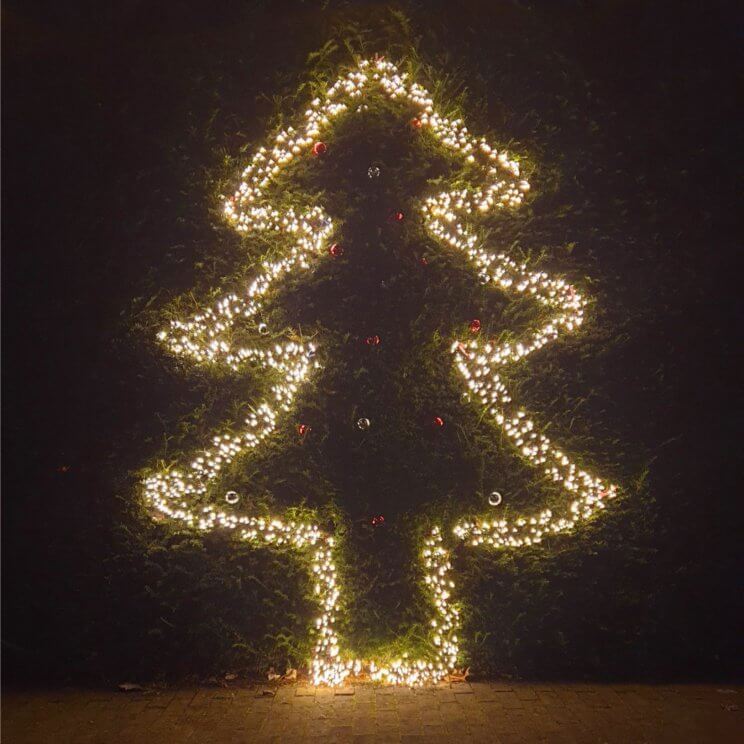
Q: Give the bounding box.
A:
[3,682,741,743]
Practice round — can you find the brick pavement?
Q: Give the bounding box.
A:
[2,682,741,743]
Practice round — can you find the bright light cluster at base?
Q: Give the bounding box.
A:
[142,58,618,685]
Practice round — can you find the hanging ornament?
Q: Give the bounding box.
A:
[312,141,328,157]
[488,491,503,507]
[367,165,381,179]
[469,319,482,333]
[411,117,423,130]
[365,335,381,346]
[258,322,269,335]
[225,491,240,505]
[420,256,429,266]
[371,515,385,527]
[433,416,445,428]
[297,423,311,437]
[357,417,371,430]
[392,210,405,223]
[329,243,344,257]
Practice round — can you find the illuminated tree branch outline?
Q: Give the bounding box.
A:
[142,58,617,686]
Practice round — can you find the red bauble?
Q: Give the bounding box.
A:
[371,515,385,527]
[329,243,343,257]
[312,141,328,157]
[297,423,311,437]
[393,210,405,222]
[365,335,381,346]
[469,319,482,333]
[420,256,429,266]
[433,416,445,428]
[411,117,423,129]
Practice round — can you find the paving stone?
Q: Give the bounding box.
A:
[294,684,316,697]
[452,682,473,695]
[352,718,377,735]
[4,683,743,743]
[496,690,526,709]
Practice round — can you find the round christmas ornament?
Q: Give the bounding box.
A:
[433,416,445,428]
[367,165,381,179]
[469,319,482,333]
[411,117,423,129]
[225,491,240,505]
[371,515,385,527]
[488,491,503,507]
[357,417,371,430]
[312,141,328,157]
[258,322,269,335]
[365,335,381,346]
[329,243,344,257]
[392,210,405,223]
[297,423,311,437]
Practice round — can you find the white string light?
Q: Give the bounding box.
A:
[434,201,618,547]
[142,57,617,686]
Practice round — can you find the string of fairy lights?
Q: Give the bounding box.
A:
[142,57,617,685]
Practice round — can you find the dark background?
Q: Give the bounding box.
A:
[3,0,742,684]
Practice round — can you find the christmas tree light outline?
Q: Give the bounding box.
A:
[142,58,617,685]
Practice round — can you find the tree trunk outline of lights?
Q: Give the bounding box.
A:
[142,57,618,687]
